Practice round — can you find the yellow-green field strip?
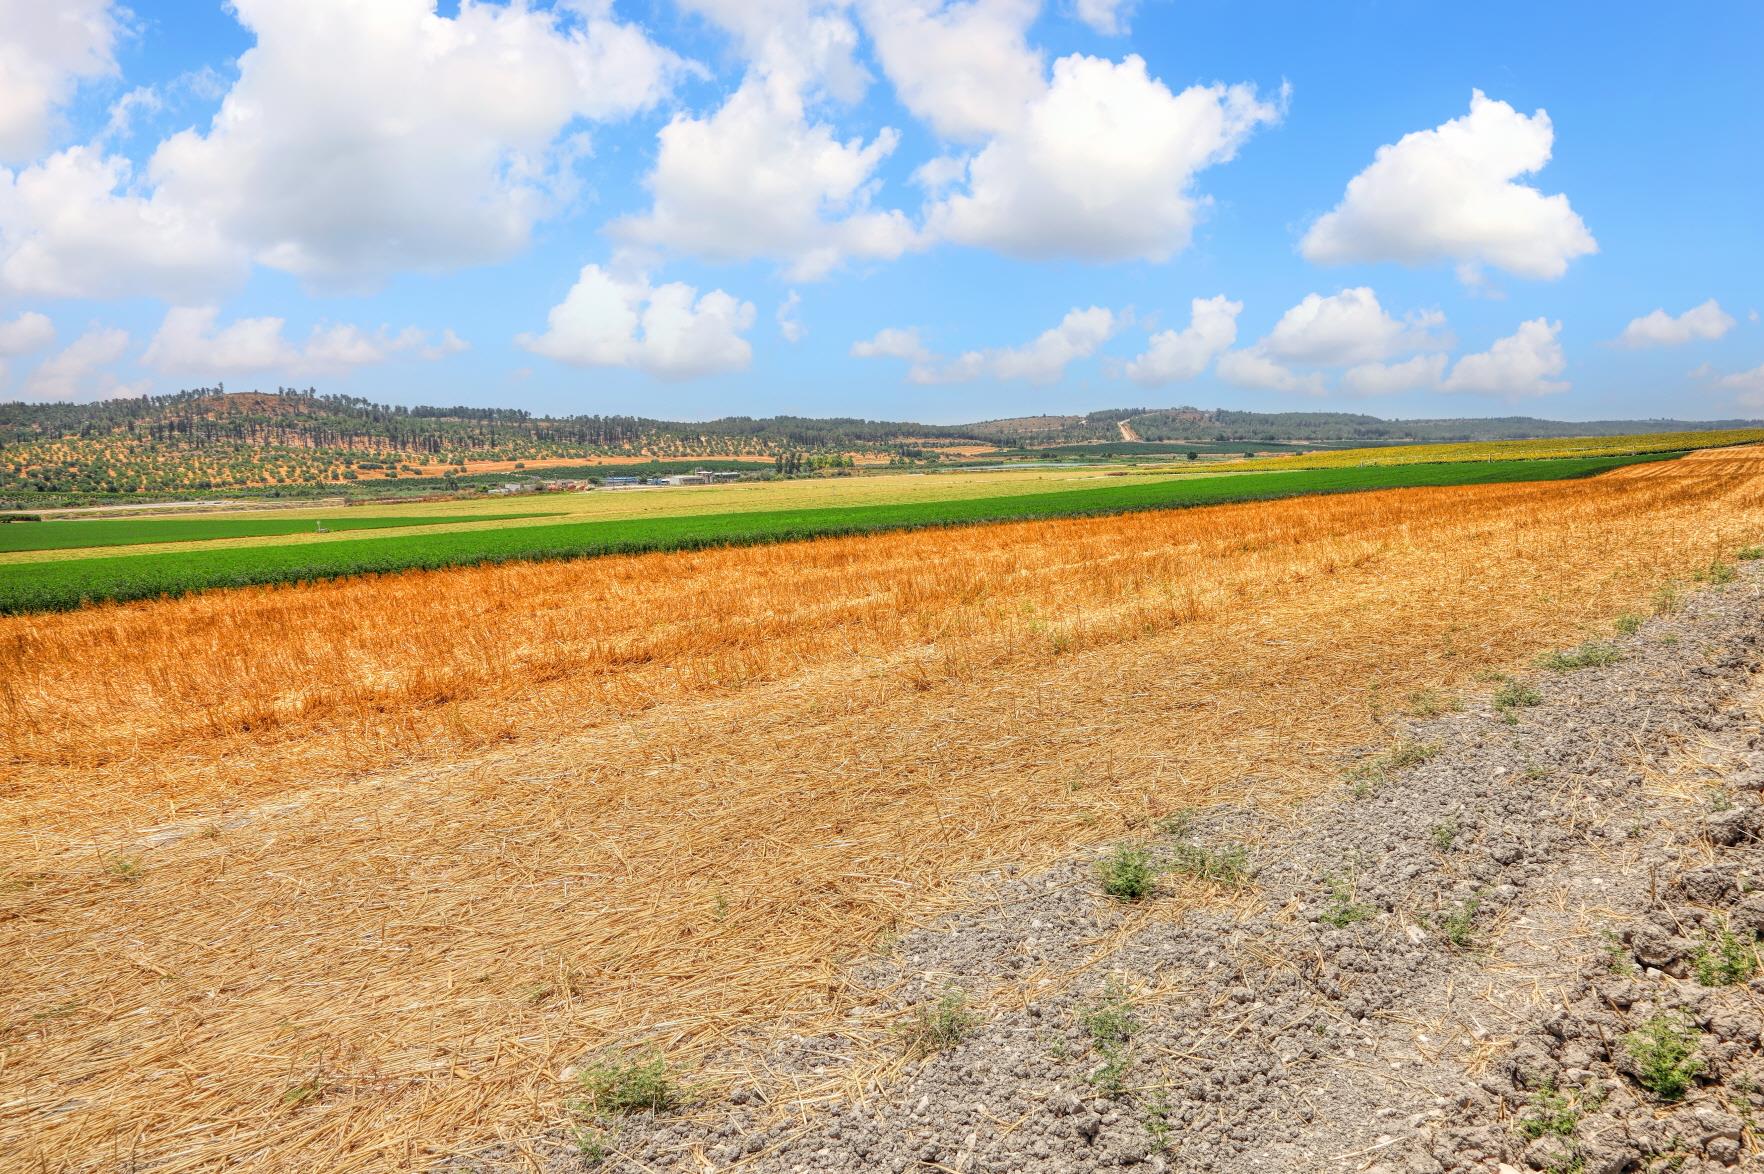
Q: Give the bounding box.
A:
[0,453,1677,614]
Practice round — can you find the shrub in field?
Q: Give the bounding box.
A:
[1693,559,1738,585]
[1692,923,1758,987]
[1516,1083,1580,1140]
[571,1053,682,1116]
[1079,979,1138,1047]
[902,989,978,1059]
[1320,877,1371,928]
[1439,897,1480,949]
[1537,642,1621,671]
[1169,842,1250,887]
[1622,1014,1703,1101]
[1097,846,1159,900]
[1493,678,1544,712]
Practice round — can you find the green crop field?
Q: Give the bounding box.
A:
[0,452,1676,614]
[0,512,563,553]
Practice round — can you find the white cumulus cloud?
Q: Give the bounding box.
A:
[1702,363,1764,407]
[152,0,686,286]
[1216,349,1326,396]
[926,54,1279,262]
[0,310,55,356]
[1615,299,1735,349]
[851,326,933,363]
[1301,90,1596,283]
[612,77,917,280]
[1124,295,1240,386]
[777,290,807,342]
[1214,287,1445,395]
[0,0,689,300]
[0,146,247,300]
[1073,0,1135,35]
[1439,318,1568,398]
[1341,354,1449,396]
[677,0,868,102]
[855,307,1123,384]
[0,0,122,162]
[142,305,461,376]
[0,308,55,387]
[859,0,1045,143]
[518,263,756,380]
[23,324,140,401]
[1262,287,1444,367]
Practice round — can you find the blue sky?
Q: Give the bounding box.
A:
[0,0,1759,423]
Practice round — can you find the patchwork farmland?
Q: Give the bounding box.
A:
[7,442,1764,1170]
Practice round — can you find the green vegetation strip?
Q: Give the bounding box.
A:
[0,453,1677,614]
[0,512,565,553]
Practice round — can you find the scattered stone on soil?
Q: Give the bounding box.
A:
[461,568,1764,1173]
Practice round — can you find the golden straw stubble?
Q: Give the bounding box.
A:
[3,445,1762,1171]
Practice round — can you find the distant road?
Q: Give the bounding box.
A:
[1117,419,1142,442]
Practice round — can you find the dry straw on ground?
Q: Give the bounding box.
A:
[4,446,1764,1171]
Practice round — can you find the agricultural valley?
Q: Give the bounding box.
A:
[9,409,1764,1173]
[4,4,1759,1171]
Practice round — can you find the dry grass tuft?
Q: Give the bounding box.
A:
[5,445,1764,1170]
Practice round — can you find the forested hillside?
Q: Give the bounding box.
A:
[3,388,1758,502]
[0,389,988,497]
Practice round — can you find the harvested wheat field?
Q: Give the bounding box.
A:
[5,446,1764,1171]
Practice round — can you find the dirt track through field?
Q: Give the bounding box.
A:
[5,446,1764,1171]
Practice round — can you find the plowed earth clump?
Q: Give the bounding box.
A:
[489,567,1764,1173]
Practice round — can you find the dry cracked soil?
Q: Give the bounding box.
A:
[469,565,1764,1174]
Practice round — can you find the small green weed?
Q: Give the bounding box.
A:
[1614,612,1644,635]
[1439,897,1480,949]
[1382,739,1439,770]
[1652,582,1683,615]
[573,1053,682,1116]
[1321,877,1372,928]
[1142,1095,1174,1152]
[902,989,979,1059]
[1097,846,1159,901]
[1090,1043,1132,1098]
[1493,678,1543,713]
[1694,559,1738,585]
[1430,820,1459,851]
[1406,688,1462,718]
[106,856,139,880]
[1517,1084,1579,1139]
[1600,931,1637,975]
[1622,1014,1703,1101]
[1737,546,1764,561]
[1168,842,1250,888]
[1537,642,1622,671]
[1346,739,1440,793]
[1691,923,1758,987]
[1079,979,1138,1047]
[570,1126,609,1164]
[1155,809,1194,839]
